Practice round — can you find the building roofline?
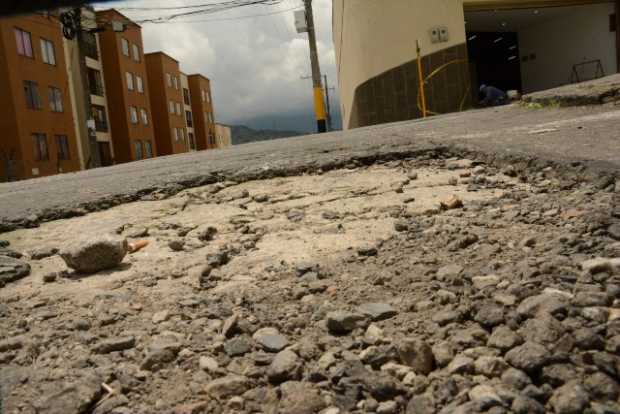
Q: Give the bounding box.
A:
[144,51,180,63]
[188,73,211,82]
[95,8,141,28]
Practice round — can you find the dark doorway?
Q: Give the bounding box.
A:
[466,31,522,99]
[98,142,113,167]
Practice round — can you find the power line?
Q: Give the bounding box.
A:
[117,0,264,11]
[122,0,286,24]
[155,5,302,24]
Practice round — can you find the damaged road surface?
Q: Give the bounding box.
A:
[1,153,620,414]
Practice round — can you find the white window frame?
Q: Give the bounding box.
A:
[136,75,143,93]
[121,38,129,56]
[126,72,134,91]
[15,28,33,58]
[140,108,148,125]
[175,102,181,116]
[40,38,56,65]
[201,89,206,102]
[166,73,172,87]
[134,140,143,159]
[144,140,153,158]
[132,43,140,62]
[130,106,138,124]
[169,101,175,114]
[48,86,63,112]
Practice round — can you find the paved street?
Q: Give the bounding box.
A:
[2,103,620,227]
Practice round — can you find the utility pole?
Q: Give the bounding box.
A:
[302,0,327,133]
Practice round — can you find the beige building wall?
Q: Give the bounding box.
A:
[517,2,617,92]
[63,8,114,169]
[180,73,196,151]
[333,0,470,129]
[215,123,231,148]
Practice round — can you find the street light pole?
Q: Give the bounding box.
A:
[303,0,327,133]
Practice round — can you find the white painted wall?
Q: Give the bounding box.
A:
[333,0,467,129]
[518,3,617,93]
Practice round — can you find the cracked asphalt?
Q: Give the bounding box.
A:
[1,103,620,228]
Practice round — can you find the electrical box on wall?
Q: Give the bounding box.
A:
[439,26,449,42]
[430,26,449,43]
[294,10,308,34]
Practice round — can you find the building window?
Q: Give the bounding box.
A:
[173,76,178,90]
[175,102,181,116]
[136,75,144,93]
[166,73,172,87]
[206,91,211,103]
[185,110,193,127]
[126,72,134,91]
[83,31,98,59]
[32,133,48,161]
[121,38,129,56]
[144,140,153,158]
[24,80,42,110]
[204,111,213,124]
[92,105,108,132]
[40,38,56,65]
[55,135,70,160]
[48,86,63,112]
[201,89,206,102]
[169,101,175,114]
[134,140,143,159]
[140,108,148,125]
[183,88,190,105]
[87,68,104,96]
[132,43,140,61]
[14,28,33,58]
[130,106,138,124]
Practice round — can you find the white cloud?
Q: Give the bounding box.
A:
[98,0,339,129]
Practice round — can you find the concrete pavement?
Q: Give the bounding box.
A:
[1,103,620,230]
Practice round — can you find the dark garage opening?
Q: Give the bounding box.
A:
[466,31,522,102]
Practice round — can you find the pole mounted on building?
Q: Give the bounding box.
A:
[299,0,327,133]
[323,74,334,132]
[616,0,620,72]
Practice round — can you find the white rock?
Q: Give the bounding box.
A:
[199,356,219,373]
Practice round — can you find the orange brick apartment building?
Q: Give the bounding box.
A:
[0,9,220,181]
[188,74,217,151]
[0,14,80,181]
[97,9,156,163]
[145,52,188,156]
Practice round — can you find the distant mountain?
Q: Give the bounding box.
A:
[230,125,304,145]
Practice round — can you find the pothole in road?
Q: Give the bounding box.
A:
[0,156,619,414]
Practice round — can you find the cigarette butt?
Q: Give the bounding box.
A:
[128,240,149,253]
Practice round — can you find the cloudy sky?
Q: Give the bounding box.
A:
[96,0,340,132]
